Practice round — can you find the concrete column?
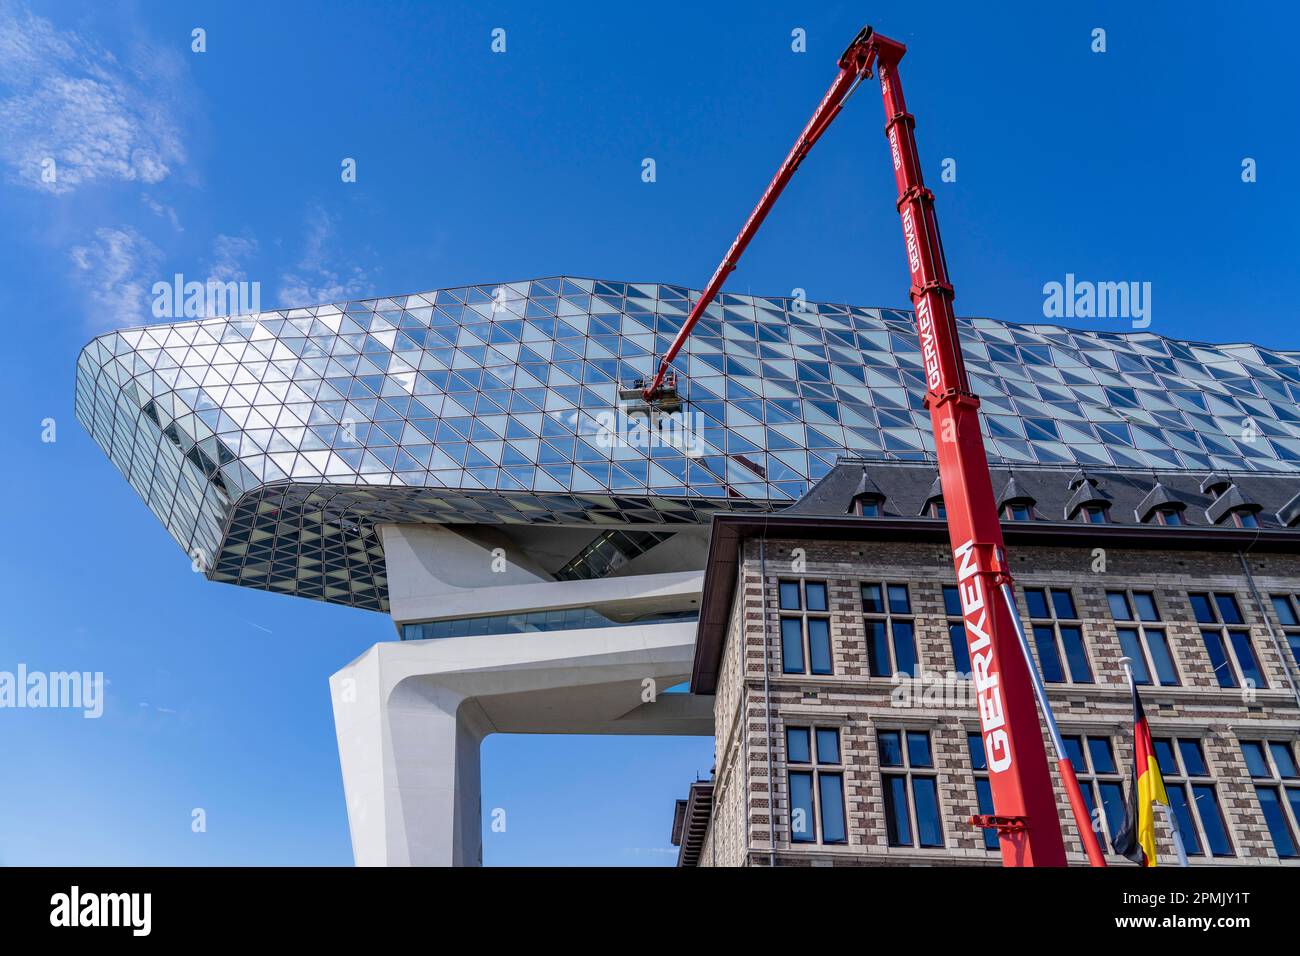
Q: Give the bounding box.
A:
[331,651,492,866]
[329,624,712,866]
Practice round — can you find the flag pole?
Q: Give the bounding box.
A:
[1160,804,1190,867]
[1120,656,1190,867]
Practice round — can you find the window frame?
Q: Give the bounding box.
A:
[878,728,945,849]
[943,584,972,679]
[1062,733,1126,855]
[778,578,833,677]
[966,731,999,851]
[1227,509,1260,529]
[854,495,883,517]
[1003,501,1036,521]
[1188,590,1267,690]
[785,724,848,846]
[1106,589,1181,686]
[1023,586,1093,684]
[1080,503,1109,524]
[1268,593,1300,671]
[1150,505,1184,526]
[861,581,918,678]
[1154,736,1235,859]
[1239,738,1300,860]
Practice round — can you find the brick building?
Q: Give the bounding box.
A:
[674,460,1300,866]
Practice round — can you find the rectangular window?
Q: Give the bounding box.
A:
[1189,591,1267,689]
[789,771,816,844]
[1146,505,1184,526]
[1240,739,1300,859]
[878,729,944,848]
[1106,590,1180,685]
[1154,736,1234,858]
[967,732,999,851]
[780,618,804,673]
[787,726,846,846]
[862,583,917,678]
[943,585,972,677]
[1023,587,1092,683]
[786,727,811,764]
[1269,594,1300,670]
[778,579,832,676]
[1062,734,1125,854]
[1082,504,1108,524]
[1004,503,1034,521]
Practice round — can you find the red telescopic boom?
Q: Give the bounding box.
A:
[641,30,877,404]
[653,26,1106,867]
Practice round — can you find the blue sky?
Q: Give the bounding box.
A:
[0,0,1295,866]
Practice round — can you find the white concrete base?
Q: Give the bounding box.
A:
[330,621,712,866]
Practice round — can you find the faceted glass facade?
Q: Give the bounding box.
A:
[76,276,1300,610]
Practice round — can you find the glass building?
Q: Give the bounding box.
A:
[76,276,1300,611]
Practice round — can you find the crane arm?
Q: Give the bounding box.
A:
[642,27,881,403]
[653,25,1109,867]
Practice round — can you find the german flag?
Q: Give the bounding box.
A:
[1113,682,1169,866]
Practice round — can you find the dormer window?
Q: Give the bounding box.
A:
[1004,502,1035,521]
[1065,469,1110,523]
[919,474,945,519]
[1080,504,1109,524]
[1203,478,1262,528]
[848,468,886,519]
[997,476,1036,522]
[1230,510,1259,529]
[1152,505,1183,526]
[1136,480,1187,526]
[855,496,883,517]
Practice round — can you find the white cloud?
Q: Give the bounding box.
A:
[279,205,375,307]
[209,233,259,283]
[0,3,186,194]
[141,193,182,231]
[69,226,161,330]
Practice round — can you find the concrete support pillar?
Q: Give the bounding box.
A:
[331,652,491,866]
[329,624,712,866]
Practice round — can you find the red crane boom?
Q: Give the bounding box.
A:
[649,26,1105,867]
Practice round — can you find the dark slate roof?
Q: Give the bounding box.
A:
[1068,469,1096,490]
[851,467,885,502]
[1201,472,1233,496]
[1065,481,1112,520]
[921,474,944,514]
[781,458,1300,530]
[997,475,1035,510]
[1135,481,1185,521]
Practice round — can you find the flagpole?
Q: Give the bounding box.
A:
[1120,656,1190,867]
[1160,804,1190,867]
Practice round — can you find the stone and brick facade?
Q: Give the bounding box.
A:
[685,462,1300,867]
